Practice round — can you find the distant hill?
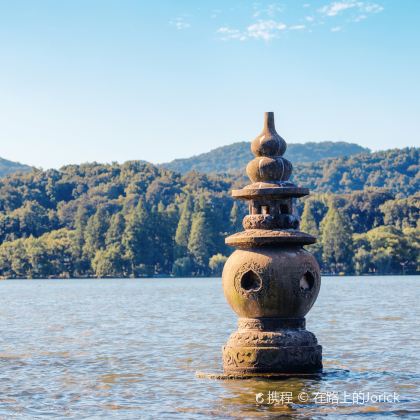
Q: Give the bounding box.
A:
[292,147,419,197]
[0,157,32,177]
[162,141,370,174]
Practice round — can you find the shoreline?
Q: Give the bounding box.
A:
[1,273,419,281]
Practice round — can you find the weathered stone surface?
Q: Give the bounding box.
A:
[243,213,299,230]
[232,185,309,199]
[196,371,322,379]
[222,342,322,374]
[222,247,320,318]
[246,156,293,183]
[226,229,316,247]
[237,317,306,330]
[220,112,323,375]
[250,111,287,157]
[223,318,322,374]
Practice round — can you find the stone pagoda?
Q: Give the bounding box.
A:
[221,112,322,375]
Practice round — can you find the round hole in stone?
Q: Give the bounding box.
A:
[240,270,262,292]
[300,271,315,292]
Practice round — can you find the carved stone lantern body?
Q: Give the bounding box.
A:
[222,112,322,374]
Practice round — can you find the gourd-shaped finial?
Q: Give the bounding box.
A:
[251,112,287,157]
[246,112,292,184]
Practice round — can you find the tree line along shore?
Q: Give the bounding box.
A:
[0,147,418,278]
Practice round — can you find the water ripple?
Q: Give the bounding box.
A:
[0,276,418,418]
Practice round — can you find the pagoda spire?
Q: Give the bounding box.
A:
[246,112,292,185]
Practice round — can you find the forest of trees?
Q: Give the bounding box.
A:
[0,147,418,278]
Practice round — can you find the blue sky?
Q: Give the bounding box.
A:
[0,0,419,169]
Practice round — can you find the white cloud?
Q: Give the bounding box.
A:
[266,3,284,17]
[215,1,383,41]
[253,3,284,18]
[319,1,356,16]
[247,20,287,40]
[290,24,306,30]
[319,1,383,17]
[169,17,191,30]
[217,26,247,41]
[217,19,289,41]
[363,3,383,13]
[354,14,367,22]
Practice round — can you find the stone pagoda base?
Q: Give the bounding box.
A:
[222,317,322,374]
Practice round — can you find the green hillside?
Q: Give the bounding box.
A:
[0,147,418,279]
[292,147,419,197]
[162,141,370,174]
[0,157,32,177]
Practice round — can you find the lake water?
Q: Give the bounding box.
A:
[0,276,419,419]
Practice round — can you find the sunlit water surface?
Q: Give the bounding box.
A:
[0,276,419,419]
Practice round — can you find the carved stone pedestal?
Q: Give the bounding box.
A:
[223,318,322,374]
